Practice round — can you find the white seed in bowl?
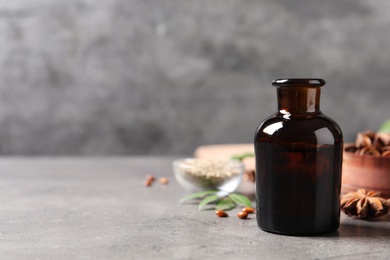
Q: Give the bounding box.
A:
[178,159,241,189]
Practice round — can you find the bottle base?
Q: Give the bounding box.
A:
[258,225,339,236]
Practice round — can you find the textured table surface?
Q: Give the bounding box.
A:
[0,157,389,260]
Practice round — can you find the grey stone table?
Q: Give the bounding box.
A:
[0,157,389,260]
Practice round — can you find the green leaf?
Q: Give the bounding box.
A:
[198,195,220,210]
[378,120,390,133]
[231,152,255,161]
[228,193,252,207]
[215,198,236,211]
[179,190,218,204]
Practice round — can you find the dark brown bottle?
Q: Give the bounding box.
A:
[254,78,343,235]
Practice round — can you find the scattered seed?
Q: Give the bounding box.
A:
[237,211,248,219]
[159,177,169,184]
[242,207,255,214]
[215,210,228,217]
[143,180,152,187]
[146,175,155,182]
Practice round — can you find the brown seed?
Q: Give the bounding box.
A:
[243,170,256,183]
[143,180,152,187]
[242,207,255,214]
[145,175,155,182]
[215,210,228,217]
[237,211,248,219]
[159,177,169,184]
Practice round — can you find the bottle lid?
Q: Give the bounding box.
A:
[272,78,326,87]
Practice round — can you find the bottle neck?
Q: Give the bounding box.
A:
[277,87,321,114]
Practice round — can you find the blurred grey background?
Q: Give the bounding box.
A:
[0,0,389,155]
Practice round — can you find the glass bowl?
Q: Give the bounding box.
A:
[173,158,244,192]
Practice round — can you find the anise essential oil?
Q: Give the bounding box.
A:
[254,78,343,235]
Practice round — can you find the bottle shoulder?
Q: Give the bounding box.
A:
[256,112,341,130]
[254,112,343,146]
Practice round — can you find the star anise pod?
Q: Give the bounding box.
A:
[341,189,390,219]
[345,131,390,157]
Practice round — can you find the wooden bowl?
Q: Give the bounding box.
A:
[342,149,390,198]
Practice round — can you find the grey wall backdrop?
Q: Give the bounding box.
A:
[0,0,389,155]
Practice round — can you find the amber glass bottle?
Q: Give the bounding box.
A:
[254,78,343,235]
